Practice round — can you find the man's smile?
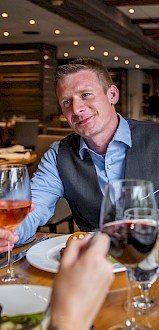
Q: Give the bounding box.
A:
[75,115,95,126]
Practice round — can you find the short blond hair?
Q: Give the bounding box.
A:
[55,58,113,94]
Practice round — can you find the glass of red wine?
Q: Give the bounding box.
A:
[99,179,158,330]
[0,164,31,284]
[124,207,159,314]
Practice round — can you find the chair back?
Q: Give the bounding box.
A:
[29,134,64,177]
[14,119,39,148]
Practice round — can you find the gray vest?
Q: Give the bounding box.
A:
[57,119,159,231]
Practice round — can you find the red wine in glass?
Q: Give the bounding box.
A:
[100,179,158,330]
[102,220,157,267]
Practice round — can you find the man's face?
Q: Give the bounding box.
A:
[56,70,118,139]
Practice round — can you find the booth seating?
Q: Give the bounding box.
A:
[46,126,73,136]
[14,119,39,149]
[28,134,64,177]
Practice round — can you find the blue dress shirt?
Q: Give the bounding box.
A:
[16,114,131,242]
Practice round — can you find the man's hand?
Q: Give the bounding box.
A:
[0,229,19,253]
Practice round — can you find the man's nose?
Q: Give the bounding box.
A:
[72,99,84,115]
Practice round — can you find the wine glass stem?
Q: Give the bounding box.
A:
[125,268,136,328]
[139,283,151,302]
[7,242,14,278]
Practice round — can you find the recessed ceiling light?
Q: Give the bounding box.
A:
[90,46,95,51]
[54,29,60,35]
[3,31,9,37]
[135,64,140,69]
[44,55,49,60]
[128,8,135,14]
[103,51,109,57]
[1,12,8,18]
[51,0,64,5]
[114,56,119,61]
[73,40,79,46]
[64,52,69,57]
[29,20,36,25]
[125,60,129,65]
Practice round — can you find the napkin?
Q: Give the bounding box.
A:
[0,145,25,153]
[0,152,30,160]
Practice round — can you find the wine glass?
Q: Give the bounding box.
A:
[0,164,31,284]
[99,179,158,330]
[124,207,159,314]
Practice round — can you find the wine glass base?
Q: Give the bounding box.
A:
[124,297,156,315]
[133,296,154,315]
[0,273,29,285]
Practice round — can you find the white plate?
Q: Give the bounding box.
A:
[0,284,52,329]
[26,234,70,273]
[26,234,126,273]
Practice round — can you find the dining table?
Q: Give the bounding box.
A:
[0,232,159,329]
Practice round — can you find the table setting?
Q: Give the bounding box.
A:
[0,173,159,329]
[0,145,36,165]
[0,231,159,329]
[0,235,50,269]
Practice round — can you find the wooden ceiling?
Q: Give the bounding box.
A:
[29,0,159,65]
[105,0,159,40]
[105,0,159,4]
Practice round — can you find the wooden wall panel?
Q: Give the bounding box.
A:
[0,43,58,124]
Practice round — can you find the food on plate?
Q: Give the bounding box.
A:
[66,231,89,246]
[60,231,89,257]
[107,255,118,264]
[0,322,42,330]
[0,309,44,330]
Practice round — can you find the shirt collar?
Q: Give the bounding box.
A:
[79,113,132,160]
[112,113,132,147]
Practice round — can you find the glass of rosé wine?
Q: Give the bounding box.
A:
[99,179,158,330]
[0,164,31,284]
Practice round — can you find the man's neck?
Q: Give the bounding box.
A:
[84,113,119,155]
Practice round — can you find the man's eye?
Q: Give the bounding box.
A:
[63,100,71,107]
[82,93,91,98]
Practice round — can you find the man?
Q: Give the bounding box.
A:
[16,58,159,242]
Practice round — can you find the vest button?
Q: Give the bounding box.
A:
[107,164,111,170]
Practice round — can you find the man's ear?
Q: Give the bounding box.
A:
[107,85,119,105]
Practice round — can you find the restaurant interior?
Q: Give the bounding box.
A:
[0,2,159,329]
[0,0,159,229]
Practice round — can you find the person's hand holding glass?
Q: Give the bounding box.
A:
[100,179,158,330]
[0,164,31,284]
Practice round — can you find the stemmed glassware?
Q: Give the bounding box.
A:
[0,164,31,284]
[124,208,159,314]
[99,179,158,330]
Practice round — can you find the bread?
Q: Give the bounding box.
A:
[60,231,88,257]
[66,231,88,246]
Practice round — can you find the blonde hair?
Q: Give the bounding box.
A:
[55,58,113,94]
